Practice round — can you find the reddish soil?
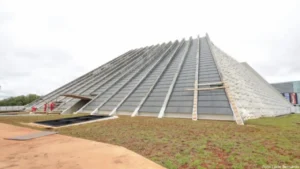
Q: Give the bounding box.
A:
[206,141,230,168]
[0,123,165,169]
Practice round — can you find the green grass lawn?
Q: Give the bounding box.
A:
[0,114,299,169]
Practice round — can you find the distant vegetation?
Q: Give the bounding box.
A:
[0,94,40,106]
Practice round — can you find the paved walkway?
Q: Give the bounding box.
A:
[0,123,164,169]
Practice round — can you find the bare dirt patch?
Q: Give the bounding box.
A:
[0,123,164,169]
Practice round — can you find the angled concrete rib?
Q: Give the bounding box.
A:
[79,45,161,114]
[192,36,200,121]
[158,37,192,118]
[94,43,173,114]
[131,40,185,117]
[108,42,176,115]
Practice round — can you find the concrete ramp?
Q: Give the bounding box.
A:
[5,131,57,141]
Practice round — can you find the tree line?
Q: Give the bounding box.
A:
[0,94,40,106]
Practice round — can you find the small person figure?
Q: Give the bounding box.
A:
[31,106,37,114]
[50,102,55,112]
[44,103,48,113]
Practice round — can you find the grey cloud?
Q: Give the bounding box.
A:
[0,0,300,98]
[0,90,15,100]
[0,33,84,98]
[247,27,300,82]
[0,71,31,80]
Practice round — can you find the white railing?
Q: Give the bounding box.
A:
[0,106,25,112]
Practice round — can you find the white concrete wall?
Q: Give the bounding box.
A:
[208,40,293,120]
[0,106,24,112]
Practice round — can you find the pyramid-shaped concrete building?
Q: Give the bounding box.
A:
[26,34,293,125]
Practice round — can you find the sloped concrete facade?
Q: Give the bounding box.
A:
[26,34,293,124]
[208,36,293,120]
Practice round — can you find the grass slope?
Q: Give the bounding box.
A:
[0,114,299,169]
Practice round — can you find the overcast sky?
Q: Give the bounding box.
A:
[0,0,299,99]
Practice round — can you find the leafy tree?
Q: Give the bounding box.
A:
[0,94,40,106]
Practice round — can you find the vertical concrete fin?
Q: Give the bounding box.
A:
[95,43,172,114]
[158,37,192,118]
[36,49,137,110]
[192,36,200,121]
[132,40,185,117]
[85,45,161,115]
[55,47,146,112]
[205,34,244,125]
[76,46,157,113]
[109,42,175,116]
